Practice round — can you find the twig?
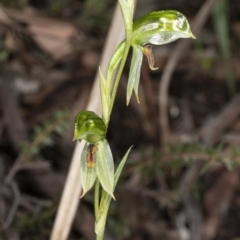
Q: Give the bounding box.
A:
[20,194,52,217]
[2,185,51,218]
[199,94,240,147]
[4,154,24,184]
[203,170,238,240]
[158,0,220,146]
[50,2,133,240]
[0,72,28,150]
[179,161,204,240]
[1,181,21,230]
[5,110,66,182]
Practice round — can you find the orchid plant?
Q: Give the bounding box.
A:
[73,1,195,239]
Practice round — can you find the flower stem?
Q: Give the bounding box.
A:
[95,6,133,240]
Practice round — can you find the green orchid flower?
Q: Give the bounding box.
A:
[105,10,195,105]
[80,140,115,200]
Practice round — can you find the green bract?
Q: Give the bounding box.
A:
[73,111,106,143]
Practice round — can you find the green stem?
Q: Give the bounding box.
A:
[95,34,132,240]
[95,7,133,240]
[94,179,100,220]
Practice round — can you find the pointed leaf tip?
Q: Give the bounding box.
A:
[190,32,196,39]
[135,95,140,104]
[111,193,116,201]
[80,190,87,198]
[126,98,130,106]
[114,146,133,188]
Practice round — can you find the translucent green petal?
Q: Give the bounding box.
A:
[126,45,143,105]
[80,142,97,198]
[96,140,115,200]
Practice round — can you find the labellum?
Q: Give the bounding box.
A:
[87,144,98,168]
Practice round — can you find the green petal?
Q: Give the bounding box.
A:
[73,111,106,144]
[132,10,195,46]
[96,140,115,200]
[126,45,143,105]
[80,142,97,198]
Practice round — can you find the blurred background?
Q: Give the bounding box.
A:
[1,0,240,239]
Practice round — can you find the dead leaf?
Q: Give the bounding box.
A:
[27,20,76,59]
[2,7,77,59]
